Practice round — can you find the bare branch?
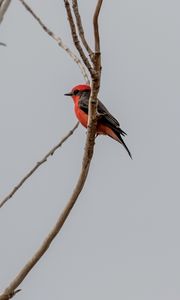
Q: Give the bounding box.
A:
[0,42,6,46]
[0,106,98,300]
[0,1,103,298]
[0,123,79,209]
[0,0,11,24]
[93,0,103,53]
[72,0,93,58]
[64,0,94,76]
[18,0,90,84]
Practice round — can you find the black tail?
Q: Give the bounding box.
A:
[119,128,127,136]
[117,132,132,159]
[120,137,132,159]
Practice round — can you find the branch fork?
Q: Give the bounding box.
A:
[0,1,103,299]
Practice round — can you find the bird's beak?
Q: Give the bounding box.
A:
[64,92,73,96]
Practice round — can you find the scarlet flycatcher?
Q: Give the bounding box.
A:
[65,84,132,158]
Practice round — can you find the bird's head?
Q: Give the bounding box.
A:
[64,84,91,103]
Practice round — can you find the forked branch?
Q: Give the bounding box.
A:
[19,0,90,84]
[72,0,93,59]
[64,0,94,76]
[0,131,95,300]
[0,0,103,299]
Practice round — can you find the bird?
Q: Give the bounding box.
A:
[65,84,132,158]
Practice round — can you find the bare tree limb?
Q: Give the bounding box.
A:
[0,1,103,298]
[0,0,11,24]
[18,0,90,84]
[64,0,94,76]
[0,118,97,300]
[72,0,93,59]
[0,42,6,46]
[0,122,79,209]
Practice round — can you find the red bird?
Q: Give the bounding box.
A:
[65,84,132,158]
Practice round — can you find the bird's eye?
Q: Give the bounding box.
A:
[73,90,79,95]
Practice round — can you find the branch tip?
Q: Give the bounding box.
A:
[64,0,93,76]
[18,0,89,83]
[72,0,93,58]
[93,0,103,53]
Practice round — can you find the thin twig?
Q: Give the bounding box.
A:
[93,0,103,53]
[18,0,90,84]
[0,0,11,24]
[64,0,94,76]
[0,123,79,209]
[72,0,93,59]
[90,0,103,94]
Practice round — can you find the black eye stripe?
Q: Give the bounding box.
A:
[73,89,90,96]
[73,89,79,95]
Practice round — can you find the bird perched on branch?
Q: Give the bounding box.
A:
[65,84,132,158]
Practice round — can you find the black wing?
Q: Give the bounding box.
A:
[78,94,127,136]
[78,93,131,158]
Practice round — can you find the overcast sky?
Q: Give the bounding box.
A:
[1,1,180,299]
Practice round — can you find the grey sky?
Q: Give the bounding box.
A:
[0,1,180,299]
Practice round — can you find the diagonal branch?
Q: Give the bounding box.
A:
[72,0,93,59]
[18,0,90,84]
[0,122,79,209]
[0,103,98,300]
[64,0,94,77]
[0,0,11,24]
[0,116,96,300]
